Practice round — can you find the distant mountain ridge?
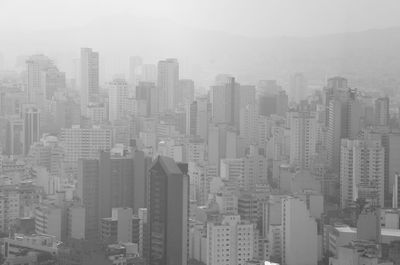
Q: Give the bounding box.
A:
[1,15,400,91]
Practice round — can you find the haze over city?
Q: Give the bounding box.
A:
[0,1,400,265]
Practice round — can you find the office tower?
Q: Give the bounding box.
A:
[132,150,152,212]
[378,132,400,206]
[23,106,40,155]
[276,90,289,117]
[324,76,348,126]
[136,81,158,116]
[326,88,361,171]
[186,101,197,136]
[148,156,189,265]
[77,158,100,241]
[157,58,179,111]
[375,97,389,126]
[41,66,66,100]
[186,96,211,140]
[211,76,238,125]
[290,73,306,103]
[289,111,317,169]
[99,149,151,219]
[393,173,400,208]
[206,215,256,265]
[178,79,195,107]
[108,78,129,122]
[281,196,318,265]
[5,116,23,155]
[98,151,135,219]
[340,138,385,208]
[129,56,143,86]
[26,54,53,104]
[80,48,99,116]
[257,87,287,118]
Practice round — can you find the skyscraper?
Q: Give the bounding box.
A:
[374,97,389,126]
[108,78,129,121]
[289,110,317,169]
[136,81,158,116]
[157,58,179,111]
[80,48,99,116]
[178,79,195,107]
[26,54,53,104]
[326,88,361,171]
[148,156,189,265]
[281,196,318,265]
[340,138,385,208]
[23,106,40,155]
[77,158,100,241]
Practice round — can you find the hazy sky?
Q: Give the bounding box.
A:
[1,0,400,37]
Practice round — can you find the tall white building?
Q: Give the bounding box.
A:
[281,196,318,265]
[220,146,268,190]
[289,111,317,169]
[60,125,112,171]
[157,58,179,111]
[206,215,256,265]
[108,78,129,122]
[340,138,385,208]
[80,48,99,116]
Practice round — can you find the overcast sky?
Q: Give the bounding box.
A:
[1,0,400,37]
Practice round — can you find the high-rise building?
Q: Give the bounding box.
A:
[290,73,306,103]
[206,215,256,265]
[374,97,389,126]
[157,58,179,111]
[340,138,385,208]
[393,173,400,209]
[26,54,53,104]
[211,76,238,125]
[60,125,112,172]
[281,196,318,265]
[148,156,189,265]
[77,158,100,241]
[23,106,40,155]
[178,79,195,107]
[186,101,198,136]
[80,48,99,116]
[289,111,317,169]
[5,116,23,156]
[41,66,66,100]
[108,78,129,121]
[326,88,361,171]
